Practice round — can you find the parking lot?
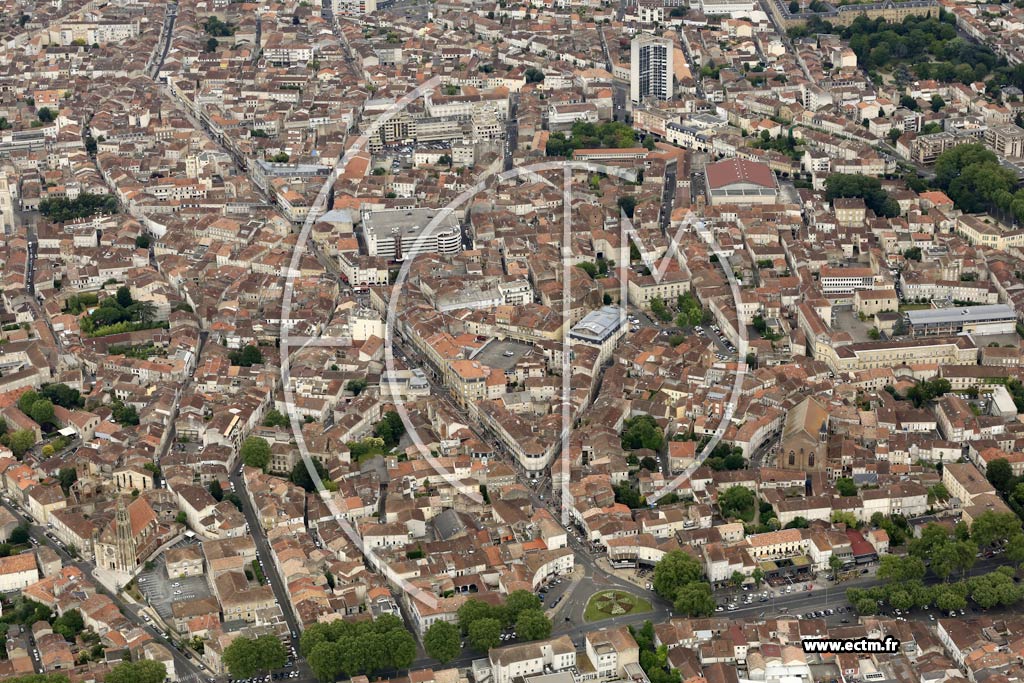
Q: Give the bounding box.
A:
[137,538,213,620]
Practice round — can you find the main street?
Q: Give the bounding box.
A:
[227,468,311,680]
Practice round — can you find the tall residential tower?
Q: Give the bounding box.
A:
[630,34,673,104]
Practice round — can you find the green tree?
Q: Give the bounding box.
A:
[40,384,83,409]
[373,411,406,449]
[208,479,224,502]
[752,567,764,588]
[289,457,330,492]
[424,621,461,664]
[934,143,1016,213]
[223,635,287,679]
[308,641,345,683]
[468,617,503,651]
[652,550,704,601]
[505,590,542,622]
[240,436,271,471]
[17,390,39,415]
[37,107,56,123]
[229,345,264,367]
[9,429,36,457]
[931,539,977,581]
[986,458,1014,494]
[111,400,139,426]
[29,399,55,426]
[345,379,368,396]
[719,485,755,521]
[458,599,499,634]
[115,285,133,308]
[621,414,664,451]
[877,554,926,583]
[38,193,117,223]
[672,582,715,617]
[829,554,843,578]
[649,297,672,322]
[10,524,30,545]
[785,516,810,529]
[106,660,166,683]
[515,608,552,641]
[222,636,260,679]
[835,477,857,497]
[968,566,1023,609]
[58,467,77,495]
[824,173,899,218]
[971,510,1023,548]
[52,609,84,640]
[263,409,290,428]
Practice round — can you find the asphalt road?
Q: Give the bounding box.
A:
[226,470,309,677]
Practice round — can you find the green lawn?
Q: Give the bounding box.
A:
[584,590,652,622]
[898,303,931,311]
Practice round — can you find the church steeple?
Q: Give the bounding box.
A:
[114,495,137,573]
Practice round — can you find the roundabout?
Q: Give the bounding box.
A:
[584,590,653,623]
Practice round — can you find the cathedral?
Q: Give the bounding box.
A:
[95,495,161,573]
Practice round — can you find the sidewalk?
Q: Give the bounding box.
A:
[594,557,649,589]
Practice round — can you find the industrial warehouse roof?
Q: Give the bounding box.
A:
[905,304,1015,325]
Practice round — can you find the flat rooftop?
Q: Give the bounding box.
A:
[570,306,625,343]
[362,208,460,239]
[906,304,1015,325]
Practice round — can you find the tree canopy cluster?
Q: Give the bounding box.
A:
[300,614,417,683]
[631,621,682,683]
[934,144,1021,217]
[675,292,708,327]
[203,16,235,36]
[718,485,755,522]
[39,383,85,409]
[546,121,638,158]
[848,512,1024,615]
[621,414,664,452]
[824,174,899,218]
[454,590,552,653]
[888,377,952,408]
[39,193,117,223]
[373,411,406,449]
[222,634,287,679]
[16,390,55,427]
[652,550,715,617]
[79,287,161,338]
[228,345,264,367]
[289,457,333,492]
[840,13,997,82]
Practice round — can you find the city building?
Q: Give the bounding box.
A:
[905,304,1017,338]
[630,34,674,104]
[568,306,628,364]
[704,159,779,205]
[361,209,463,261]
